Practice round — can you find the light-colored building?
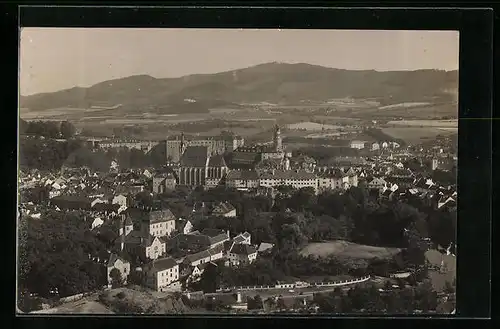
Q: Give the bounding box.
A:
[350,140,366,149]
[112,194,128,208]
[259,170,318,192]
[141,209,176,238]
[226,244,258,267]
[371,143,380,151]
[145,257,180,292]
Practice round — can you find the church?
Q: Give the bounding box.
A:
[228,125,291,169]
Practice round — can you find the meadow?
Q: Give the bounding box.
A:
[299,240,401,260]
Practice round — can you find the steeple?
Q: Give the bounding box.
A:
[273,124,283,152]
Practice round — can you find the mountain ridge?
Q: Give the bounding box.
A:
[20,62,458,114]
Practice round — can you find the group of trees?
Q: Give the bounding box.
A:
[311,281,438,313]
[18,210,109,307]
[184,184,455,289]
[20,120,76,139]
[19,136,168,171]
[19,137,85,170]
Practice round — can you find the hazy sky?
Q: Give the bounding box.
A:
[20,28,459,96]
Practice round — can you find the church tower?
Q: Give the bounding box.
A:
[273,124,283,152]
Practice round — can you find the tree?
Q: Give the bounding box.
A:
[60,121,76,139]
[109,268,123,288]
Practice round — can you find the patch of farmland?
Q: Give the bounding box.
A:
[381,127,456,143]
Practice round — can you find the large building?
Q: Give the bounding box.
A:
[176,146,228,187]
[259,169,318,192]
[165,133,244,163]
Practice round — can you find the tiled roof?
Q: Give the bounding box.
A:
[212,202,236,214]
[209,234,230,246]
[146,209,176,224]
[107,253,129,267]
[260,170,317,180]
[202,228,227,238]
[185,249,211,263]
[226,170,259,181]
[208,154,227,167]
[149,257,178,272]
[180,146,209,167]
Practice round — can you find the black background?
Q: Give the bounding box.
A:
[3,2,495,328]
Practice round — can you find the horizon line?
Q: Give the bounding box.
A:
[20,61,458,97]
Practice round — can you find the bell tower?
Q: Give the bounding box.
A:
[273,124,283,152]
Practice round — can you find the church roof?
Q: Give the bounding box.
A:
[180,146,209,167]
[208,154,227,167]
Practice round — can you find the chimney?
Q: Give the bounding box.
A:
[227,230,230,238]
[236,291,242,303]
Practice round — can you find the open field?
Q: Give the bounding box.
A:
[387,119,458,127]
[381,127,457,144]
[299,240,401,260]
[287,122,342,131]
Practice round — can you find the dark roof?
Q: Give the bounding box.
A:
[149,257,178,272]
[208,154,227,167]
[229,244,257,255]
[92,203,120,212]
[209,233,230,246]
[201,228,227,238]
[147,209,176,223]
[180,146,209,167]
[212,202,236,215]
[185,249,211,263]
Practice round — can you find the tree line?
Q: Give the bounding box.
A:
[20,119,76,139]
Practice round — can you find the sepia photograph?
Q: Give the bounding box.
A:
[17,28,458,315]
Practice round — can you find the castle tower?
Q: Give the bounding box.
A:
[432,158,439,170]
[273,124,283,152]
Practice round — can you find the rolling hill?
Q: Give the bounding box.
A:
[20,62,458,114]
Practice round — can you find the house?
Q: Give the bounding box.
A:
[211,202,237,218]
[233,232,251,245]
[144,257,180,292]
[168,229,229,253]
[121,231,167,260]
[141,209,176,238]
[112,194,128,208]
[225,170,260,190]
[177,219,194,234]
[259,170,318,192]
[152,173,177,194]
[371,142,380,151]
[368,177,388,191]
[91,217,104,230]
[257,242,274,255]
[226,244,258,267]
[106,253,131,288]
[201,229,231,248]
[183,244,225,267]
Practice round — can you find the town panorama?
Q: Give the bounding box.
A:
[18,29,458,315]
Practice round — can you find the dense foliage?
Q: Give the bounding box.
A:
[18,211,108,302]
[20,120,76,139]
[188,185,455,287]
